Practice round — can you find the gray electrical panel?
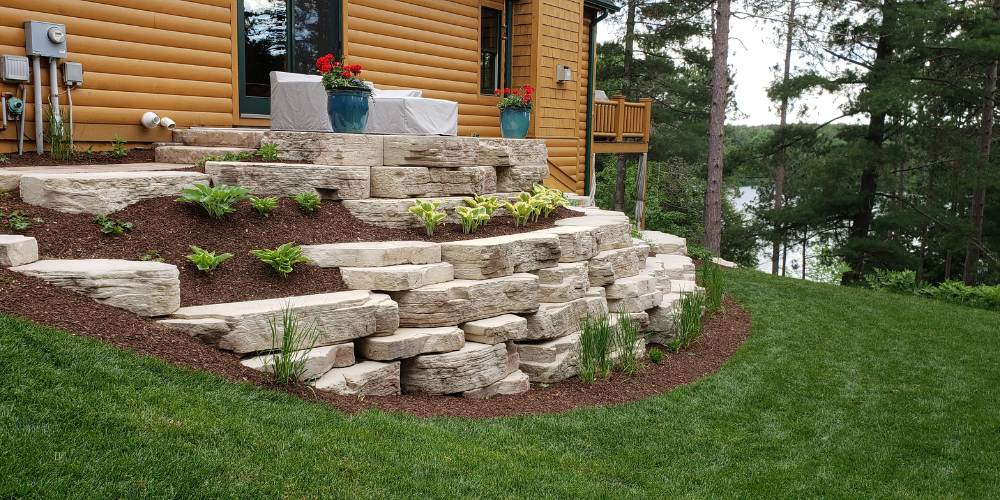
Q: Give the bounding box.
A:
[62,61,83,85]
[24,21,68,58]
[0,55,29,82]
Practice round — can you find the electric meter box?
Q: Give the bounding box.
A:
[0,55,30,82]
[62,61,83,85]
[24,21,68,58]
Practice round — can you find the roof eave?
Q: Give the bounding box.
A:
[584,0,620,13]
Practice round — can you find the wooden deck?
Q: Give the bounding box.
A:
[591,95,652,154]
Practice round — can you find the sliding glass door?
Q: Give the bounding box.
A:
[238,0,342,116]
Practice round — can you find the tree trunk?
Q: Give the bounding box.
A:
[703,0,731,256]
[623,0,639,100]
[801,234,807,280]
[771,0,796,275]
[962,0,999,285]
[614,153,627,212]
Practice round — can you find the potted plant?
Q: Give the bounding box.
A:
[494,85,535,139]
[315,53,370,133]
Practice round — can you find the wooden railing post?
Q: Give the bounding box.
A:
[613,94,626,142]
[639,97,653,143]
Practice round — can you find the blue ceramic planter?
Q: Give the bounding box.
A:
[500,107,531,139]
[327,88,371,133]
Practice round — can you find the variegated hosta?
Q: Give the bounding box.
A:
[455,205,491,234]
[408,199,447,237]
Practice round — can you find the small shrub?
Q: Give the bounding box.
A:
[94,215,134,235]
[250,196,279,217]
[648,347,664,364]
[292,192,321,213]
[455,205,490,234]
[256,142,280,161]
[139,249,164,262]
[267,305,321,385]
[667,292,706,352]
[699,261,724,313]
[579,314,614,384]
[863,268,916,294]
[917,281,1000,311]
[177,183,249,219]
[612,310,641,376]
[111,135,128,158]
[251,242,310,277]
[186,245,233,273]
[408,199,447,236]
[4,210,32,232]
[687,245,714,264]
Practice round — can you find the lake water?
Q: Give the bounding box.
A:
[733,186,809,278]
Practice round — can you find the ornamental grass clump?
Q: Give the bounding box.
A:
[177,184,249,219]
[667,292,706,353]
[186,245,233,274]
[699,261,724,314]
[611,310,641,376]
[579,314,614,384]
[408,199,447,236]
[251,242,310,277]
[267,305,321,385]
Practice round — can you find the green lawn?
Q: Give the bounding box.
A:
[2,269,998,497]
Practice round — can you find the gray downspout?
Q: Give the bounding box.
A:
[505,0,513,89]
[583,9,608,196]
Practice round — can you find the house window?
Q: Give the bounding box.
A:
[480,7,502,95]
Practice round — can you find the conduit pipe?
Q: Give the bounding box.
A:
[48,57,60,122]
[140,111,160,128]
[160,117,176,130]
[32,55,42,153]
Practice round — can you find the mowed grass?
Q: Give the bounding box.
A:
[2,269,998,497]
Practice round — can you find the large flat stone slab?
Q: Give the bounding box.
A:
[588,244,649,287]
[168,291,395,354]
[370,166,496,198]
[495,164,549,192]
[155,145,255,164]
[478,138,548,166]
[537,226,599,262]
[174,128,265,148]
[342,196,514,229]
[608,290,663,314]
[391,274,539,327]
[240,343,355,381]
[340,263,454,291]
[555,216,632,251]
[534,262,590,303]
[0,235,38,267]
[462,370,530,399]
[440,232,560,279]
[262,131,383,166]
[205,161,370,200]
[382,136,478,167]
[313,361,400,396]
[604,273,659,300]
[648,254,697,280]
[401,342,509,394]
[461,314,528,344]
[515,334,580,383]
[157,317,230,345]
[356,326,465,360]
[648,293,683,337]
[300,241,440,267]
[11,259,179,316]
[518,295,608,341]
[641,230,688,255]
[19,171,209,215]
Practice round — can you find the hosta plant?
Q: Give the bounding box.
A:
[408,199,447,236]
[177,184,249,219]
[251,242,310,277]
[250,196,279,217]
[292,192,321,213]
[532,184,568,217]
[186,245,233,273]
[256,142,280,161]
[455,205,490,234]
[94,215,134,235]
[464,194,501,219]
[4,210,33,232]
[503,199,533,227]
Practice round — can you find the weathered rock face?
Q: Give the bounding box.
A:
[240,343,356,381]
[0,235,38,267]
[158,318,230,345]
[154,145,255,164]
[535,262,590,303]
[356,326,465,361]
[607,290,663,314]
[205,161,370,200]
[555,216,633,251]
[640,230,688,256]
[461,370,530,399]
[169,291,389,354]
[648,254,697,280]
[401,342,509,394]
[382,136,478,167]
[440,232,560,279]
[519,295,608,341]
[461,314,528,344]
[11,259,180,317]
[370,293,401,335]
[588,244,649,286]
[604,273,658,300]
[370,166,496,198]
[340,263,454,291]
[515,334,581,383]
[342,196,514,229]
[263,131,383,166]
[537,226,599,262]
[647,293,682,335]
[477,138,548,166]
[174,128,265,148]
[391,274,539,327]
[300,241,441,268]
[313,361,401,396]
[19,171,210,215]
[495,165,549,192]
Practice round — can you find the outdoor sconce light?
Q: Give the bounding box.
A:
[556,64,573,83]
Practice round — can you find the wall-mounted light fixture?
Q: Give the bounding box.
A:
[555,64,573,83]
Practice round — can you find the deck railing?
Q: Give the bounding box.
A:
[593,95,653,143]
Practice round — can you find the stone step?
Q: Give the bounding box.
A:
[588,244,650,287]
[262,131,383,166]
[515,333,580,383]
[313,360,401,396]
[154,145,256,164]
[391,273,538,327]
[300,241,441,268]
[1,162,190,191]
[341,194,517,229]
[519,294,608,341]
[166,291,398,354]
[240,343,355,381]
[461,314,528,344]
[648,254,697,279]
[462,370,530,399]
[477,138,548,166]
[11,259,179,317]
[554,215,632,251]
[534,262,590,303]
[19,170,209,215]
[0,235,38,267]
[641,230,688,256]
[604,272,658,300]
[371,165,496,198]
[382,135,478,167]
[400,342,509,394]
[440,232,560,280]
[355,326,464,361]
[205,161,370,200]
[340,262,454,291]
[173,128,266,148]
[536,226,599,263]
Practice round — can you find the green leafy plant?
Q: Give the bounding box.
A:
[503,199,533,227]
[916,281,1000,311]
[267,304,322,385]
[249,196,279,217]
[195,151,254,169]
[579,314,614,384]
[111,135,128,158]
[292,192,321,213]
[0,153,8,164]
[46,108,72,160]
[94,215,134,235]
[139,249,164,262]
[251,242,310,277]
[186,245,233,273]
[530,184,568,218]
[464,194,501,221]
[699,261,724,314]
[256,142,280,161]
[408,199,447,236]
[455,205,490,234]
[176,184,249,219]
[612,310,641,376]
[863,268,916,294]
[648,347,664,364]
[4,210,32,232]
[667,292,706,352]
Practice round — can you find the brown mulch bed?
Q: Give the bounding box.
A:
[0,268,750,418]
[1,149,156,167]
[0,194,576,306]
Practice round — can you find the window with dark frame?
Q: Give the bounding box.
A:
[480,7,502,95]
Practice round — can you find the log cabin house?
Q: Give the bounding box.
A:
[0,0,652,195]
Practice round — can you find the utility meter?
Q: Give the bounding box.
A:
[24,21,68,58]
